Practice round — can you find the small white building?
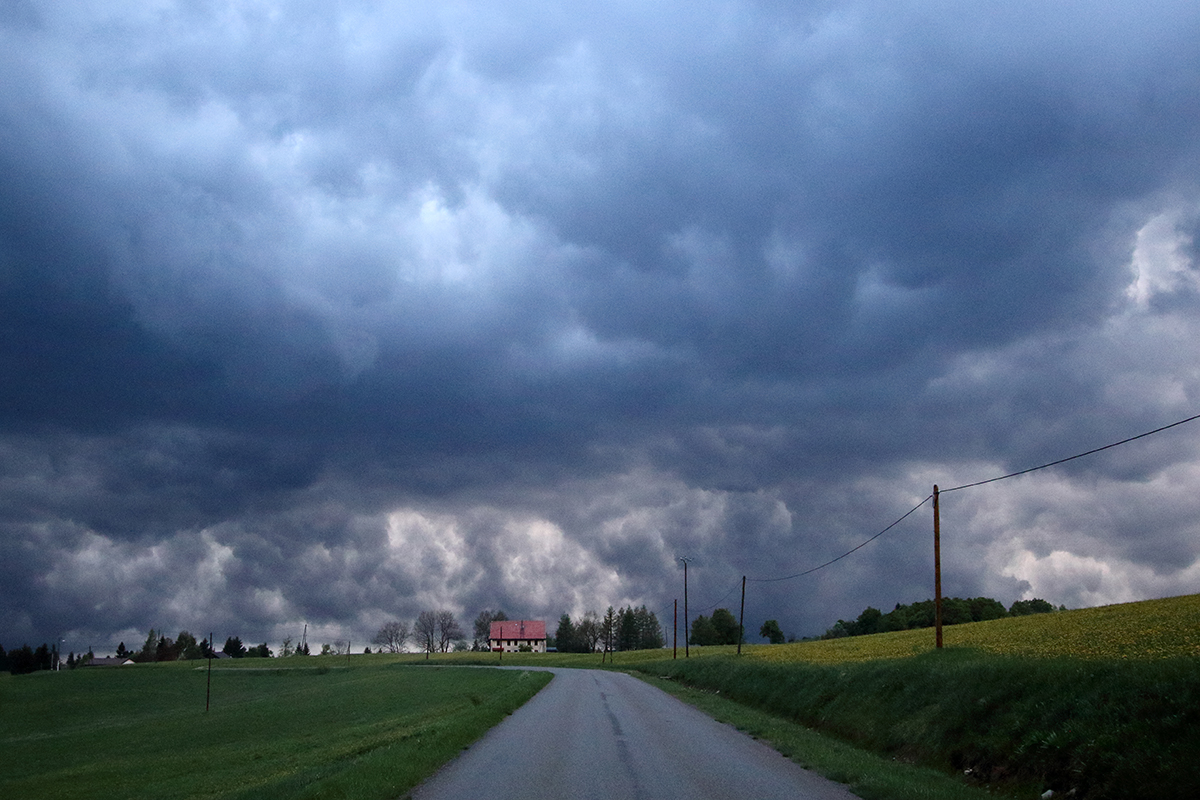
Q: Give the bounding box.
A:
[489,620,547,653]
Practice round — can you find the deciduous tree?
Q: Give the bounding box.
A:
[472,609,507,651]
[1010,598,1055,616]
[711,608,741,645]
[578,611,603,652]
[372,620,410,653]
[176,631,202,660]
[689,614,717,646]
[436,611,463,653]
[414,611,438,656]
[759,619,785,644]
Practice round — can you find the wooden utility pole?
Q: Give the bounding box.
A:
[680,557,691,658]
[673,599,677,660]
[206,631,213,712]
[737,576,746,655]
[934,485,943,649]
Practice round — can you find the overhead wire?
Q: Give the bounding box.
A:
[727,410,1200,587]
[747,495,932,583]
[659,412,1200,622]
[941,411,1200,493]
[691,578,744,614]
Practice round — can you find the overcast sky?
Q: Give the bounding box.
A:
[4,0,1200,654]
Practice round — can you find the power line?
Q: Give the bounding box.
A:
[668,411,1200,618]
[747,495,932,583]
[941,411,1200,493]
[691,579,743,613]
[740,411,1200,585]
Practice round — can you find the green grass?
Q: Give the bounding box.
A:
[409,594,1200,669]
[385,596,1200,799]
[5,595,1197,799]
[636,673,1005,800]
[0,660,550,799]
[628,650,1200,800]
[749,594,1200,663]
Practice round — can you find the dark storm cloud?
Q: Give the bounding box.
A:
[3,1,1200,650]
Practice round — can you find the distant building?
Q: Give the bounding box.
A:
[86,657,136,666]
[489,620,547,653]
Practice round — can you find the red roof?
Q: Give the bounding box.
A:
[490,620,546,640]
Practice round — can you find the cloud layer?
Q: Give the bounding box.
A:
[3,0,1200,652]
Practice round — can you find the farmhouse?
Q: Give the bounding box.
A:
[489,620,547,653]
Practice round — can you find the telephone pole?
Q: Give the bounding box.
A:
[678,557,692,657]
[737,576,746,655]
[933,485,943,649]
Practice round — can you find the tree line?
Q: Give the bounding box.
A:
[5,601,667,674]
[1,629,291,674]
[372,610,467,655]
[821,596,1060,639]
[688,608,743,646]
[676,597,1060,648]
[0,642,81,675]
[554,605,664,653]
[370,605,667,656]
[111,630,278,661]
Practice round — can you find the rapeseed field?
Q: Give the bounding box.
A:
[749,593,1200,663]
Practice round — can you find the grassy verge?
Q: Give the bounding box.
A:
[628,650,1200,800]
[0,661,550,799]
[635,673,1006,800]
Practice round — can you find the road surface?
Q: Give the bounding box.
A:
[409,667,860,800]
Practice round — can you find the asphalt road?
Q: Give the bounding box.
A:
[408,667,861,800]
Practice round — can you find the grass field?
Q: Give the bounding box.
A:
[749,593,1200,663]
[635,648,1200,799]
[412,594,1200,799]
[0,661,550,799]
[406,592,1200,669]
[3,595,1197,799]
[619,594,1200,800]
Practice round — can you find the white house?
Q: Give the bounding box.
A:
[489,620,547,653]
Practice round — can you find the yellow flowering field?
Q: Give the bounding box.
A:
[746,593,1200,663]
